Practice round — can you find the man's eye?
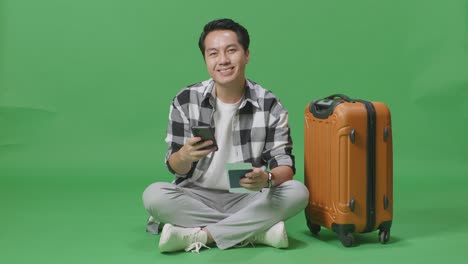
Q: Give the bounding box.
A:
[228,49,236,53]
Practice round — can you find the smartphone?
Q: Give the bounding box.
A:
[191,126,218,150]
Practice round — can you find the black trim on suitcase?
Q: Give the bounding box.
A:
[357,100,377,233]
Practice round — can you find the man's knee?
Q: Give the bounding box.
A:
[142,182,175,213]
[278,180,310,211]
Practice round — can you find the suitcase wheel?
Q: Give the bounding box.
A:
[338,232,355,247]
[304,209,321,235]
[378,229,390,244]
[308,223,321,235]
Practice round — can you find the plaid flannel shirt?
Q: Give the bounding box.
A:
[165,78,295,185]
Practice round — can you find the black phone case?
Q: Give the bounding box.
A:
[191,126,218,150]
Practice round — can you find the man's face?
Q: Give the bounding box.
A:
[203,30,250,89]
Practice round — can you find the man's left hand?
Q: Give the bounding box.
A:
[240,168,268,191]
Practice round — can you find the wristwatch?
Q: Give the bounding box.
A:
[267,171,273,188]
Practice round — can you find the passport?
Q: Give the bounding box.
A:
[225,162,255,193]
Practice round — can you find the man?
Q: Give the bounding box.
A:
[142,18,309,253]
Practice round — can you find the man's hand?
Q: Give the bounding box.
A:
[178,137,217,163]
[240,167,268,191]
[169,137,217,175]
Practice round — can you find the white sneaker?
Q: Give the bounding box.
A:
[247,221,289,248]
[158,224,210,253]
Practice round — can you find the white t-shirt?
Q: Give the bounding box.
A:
[194,96,242,190]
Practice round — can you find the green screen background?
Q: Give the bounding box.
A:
[1,0,467,263]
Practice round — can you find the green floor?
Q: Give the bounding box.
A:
[2,158,467,264]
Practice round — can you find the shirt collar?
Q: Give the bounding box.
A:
[201,79,260,109]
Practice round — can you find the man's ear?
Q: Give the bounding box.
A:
[245,49,250,63]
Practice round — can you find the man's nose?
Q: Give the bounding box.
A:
[218,52,230,64]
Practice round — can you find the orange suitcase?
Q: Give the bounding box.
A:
[304,94,393,247]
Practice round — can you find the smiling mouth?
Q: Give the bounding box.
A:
[217,67,234,73]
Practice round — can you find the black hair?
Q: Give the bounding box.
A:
[198,18,250,57]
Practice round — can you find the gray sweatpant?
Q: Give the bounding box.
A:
[142,180,309,249]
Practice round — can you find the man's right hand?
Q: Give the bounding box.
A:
[178,137,218,163]
[168,137,217,175]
